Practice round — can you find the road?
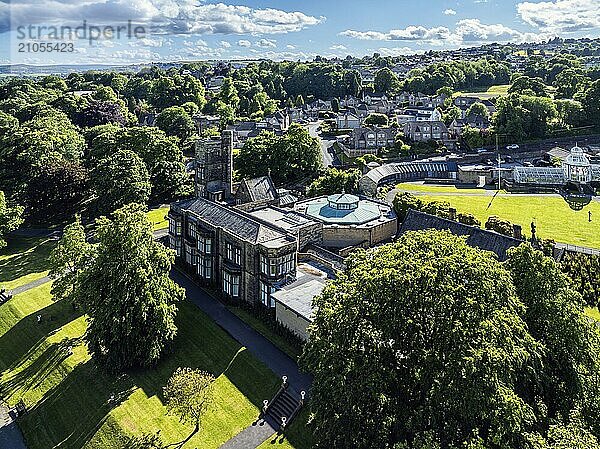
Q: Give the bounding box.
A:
[307,122,337,168]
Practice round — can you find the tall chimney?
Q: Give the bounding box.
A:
[513,224,523,240]
[449,207,457,221]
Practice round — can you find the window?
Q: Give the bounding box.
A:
[260,282,276,308]
[198,257,212,279]
[223,272,240,297]
[187,222,197,240]
[185,244,194,266]
[198,236,212,254]
[261,253,295,277]
[169,218,182,236]
[170,238,182,257]
[226,242,241,265]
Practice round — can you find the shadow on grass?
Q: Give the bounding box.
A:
[0,237,55,284]
[0,299,82,373]
[20,360,135,449]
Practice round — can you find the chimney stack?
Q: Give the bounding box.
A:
[449,207,457,221]
[513,224,523,240]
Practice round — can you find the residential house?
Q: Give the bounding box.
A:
[403,121,450,142]
[336,112,361,130]
[353,126,396,153]
[454,96,496,118]
[448,115,490,137]
[397,107,443,125]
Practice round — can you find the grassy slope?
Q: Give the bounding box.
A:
[147,207,169,232]
[452,84,510,99]
[397,184,600,248]
[0,239,313,449]
[257,408,314,449]
[585,307,600,321]
[0,236,56,290]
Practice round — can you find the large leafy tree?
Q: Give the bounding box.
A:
[307,168,361,197]
[302,230,540,449]
[91,149,151,215]
[236,123,322,185]
[505,245,600,433]
[0,191,24,248]
[26,159,89,224]
[580,79,600,128]
[87,127,190,202]
[155,106,196,141]
[78,204,184,371]
[374,67,399,94]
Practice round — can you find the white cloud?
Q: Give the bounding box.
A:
[444,8,457,15]
[340,19,531,45]
[286,44,296,49]
[340,26,452,41]
[330,44,347,50]
[256,38,277,48]
[1,1,324,35]
[454,19,523,42]
[517,0,600,33]
[237,39,251,47]
[220,40,231,48]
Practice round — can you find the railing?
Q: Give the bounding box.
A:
[555,242,600,256]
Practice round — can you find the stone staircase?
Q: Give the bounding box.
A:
[266,388,302,429]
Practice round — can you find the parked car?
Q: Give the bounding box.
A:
[506,144,520,150]
[476,148,487,154]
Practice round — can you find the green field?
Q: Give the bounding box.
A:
[0,238,312,449]
[397,184,600,248]
[0,236,55,291]
[147,207,169,231]
[397,182,496,194]
[453,84,510,100]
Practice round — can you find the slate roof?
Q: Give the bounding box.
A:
[173,197,293,247]
[399,209,522,261]
[242,176,278,203]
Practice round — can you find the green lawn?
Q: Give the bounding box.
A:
[0,236,56,291]
[147,207,169,232]
[453,84,510,99]
[257,407,314,449]
[585,307,600,321]
[398,186,600,248]
[0,240,314,449]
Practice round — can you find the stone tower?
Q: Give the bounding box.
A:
[195,130,233,202]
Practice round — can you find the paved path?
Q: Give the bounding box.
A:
[9,276,51,296]
[0,402,27,449]
[172,271,312,448]
[172,270,312,392]
[219,416,278,449]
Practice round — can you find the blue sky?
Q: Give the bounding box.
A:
[1,0,599,65]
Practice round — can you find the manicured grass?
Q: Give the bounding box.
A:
[147,207,169,232]
[0,282,311,449]
[408,190,600,248]
[585,307,600,321]
[228,307,303,361]
[0,236,55,291]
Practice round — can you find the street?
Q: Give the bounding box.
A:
[307,122,338,168]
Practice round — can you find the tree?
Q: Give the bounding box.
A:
[506,245,600,427]
[508,76,549,97]
[554,69,589,99]
[580,80,600,128]
[91,149,151,215]
[465,102,489,119]
[485,215,513,236]
[219,77,239,108]
[374,67,399,94]
[301,230,539,449]
[307,168,361,197]
[155,106,196,141]
[236,124,322,185]
[364,113,388,127]
[0,191,23,248]
[26,159,89,224]
[75,100,127,128]
[457,212,481,227]
[49,215,93,304]
[78,204,184,371]
[164,367,215,438]
[393,191,423,221]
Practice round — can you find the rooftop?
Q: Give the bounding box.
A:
[296,194,393,226]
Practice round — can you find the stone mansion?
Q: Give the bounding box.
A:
[168,131,397,339]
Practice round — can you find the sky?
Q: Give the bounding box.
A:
[1,0,599,66]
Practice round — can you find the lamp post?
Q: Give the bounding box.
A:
[262,399,269,415]
[282,375,288,388]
